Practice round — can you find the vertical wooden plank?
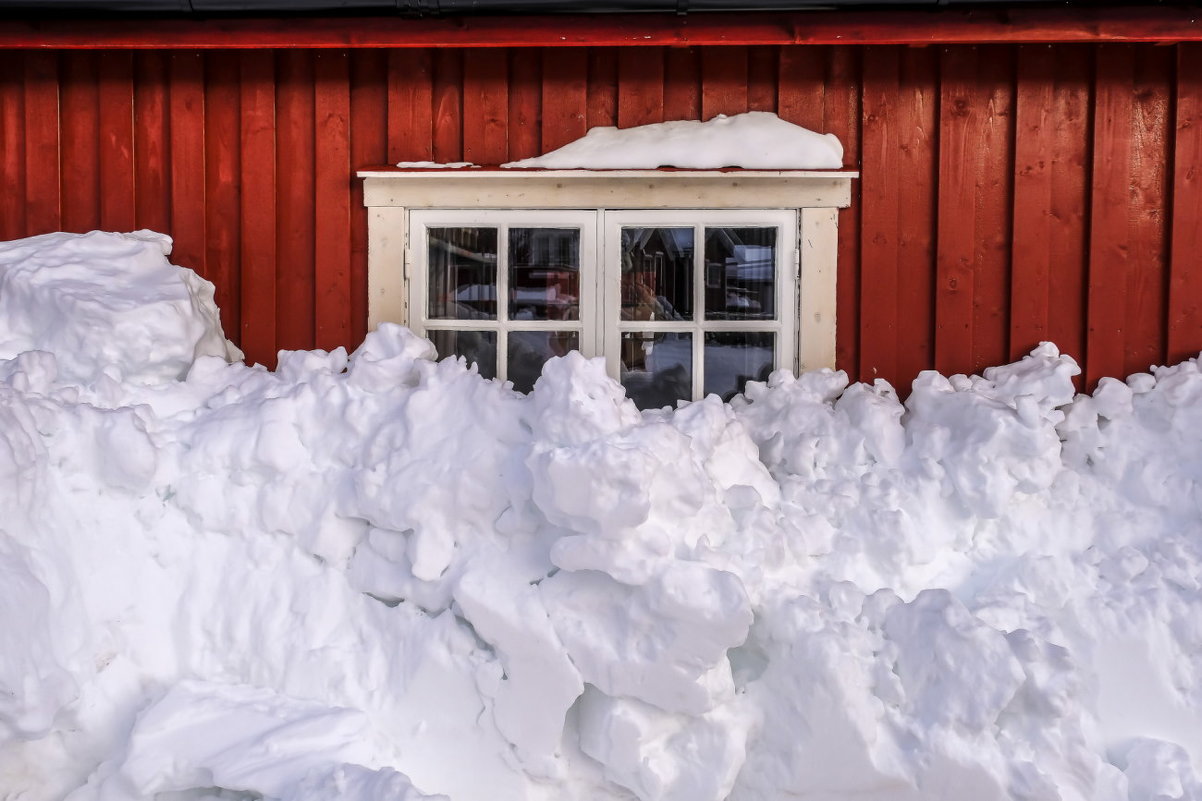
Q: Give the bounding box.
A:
[314,50,353,351]
[540,49,588,153]
[617,48,663,128]
[99,51,135,232]
[463,48,509,165]
[747,45,777,112]
[387,48,433,163]
[858,47,902,384]
[275,50,316,352]
[701,46,748,120]
[824,46,860,377]
[133,51,169,234]
[935,45,979,375]
[508,49,541,161]
[970,44,1015,373]
[204,52,241,339]
[25,53,61,235]
[0,53,27,240]
[239,50,277,367]
[894,46,938,386]
[168,51,206,277]
[663,46,701,122]
[587,47,618,129]
[60,52,98,233]
[1045,46,1091,376]
[350,49,388,344]
[777,46,826,133]
[1169,43,1202,364]
[431,48,463,163]
[1011,45,1056,358]
[1125,46,1171,375]
[1088,44,1134,385]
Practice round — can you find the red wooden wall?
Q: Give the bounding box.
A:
[1,44,1200,390]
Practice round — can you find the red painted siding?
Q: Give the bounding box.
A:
[1,44,1200,392]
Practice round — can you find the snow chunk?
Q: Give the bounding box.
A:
[503,112,844,170]
[0,231,240,386]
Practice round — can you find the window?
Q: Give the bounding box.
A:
[360,169,856,409]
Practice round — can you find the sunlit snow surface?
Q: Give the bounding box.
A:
[3,231,1202,801]
[502,111,844,170]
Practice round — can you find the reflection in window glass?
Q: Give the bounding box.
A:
[509,228,580,321]
[620,228,693,322]
[620,332,692,410]
[704,227,776,321]
[428,228,498,320]
[429,330,497,380]
[508,330,580,393]
[703,332,774,402]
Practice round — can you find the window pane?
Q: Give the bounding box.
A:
[620,332,692,410]
[429,330,497,380]
[703,332,774,402]
[704,227,777,320]
[508,330,580,393]
[509,228,580,321]
[620,228,694,322]
[428,228,498,320]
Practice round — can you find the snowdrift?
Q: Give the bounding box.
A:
[2,231,1202,801]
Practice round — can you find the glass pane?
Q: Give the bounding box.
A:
[509,228,580,321]
[428,227,498,320]
[507,330,580,393]
[620,332,692,410]
[620,228,694,322]
[703,332,774,402]
[429,330,497,380]
[704,227,777,321]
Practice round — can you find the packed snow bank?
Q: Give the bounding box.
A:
[3,231,1202,801]
[501,111,845,169]
[0,231,240,385]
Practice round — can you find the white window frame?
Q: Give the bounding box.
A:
[410,209,599,384]
[359,169,857,390]
[601,209,797,402]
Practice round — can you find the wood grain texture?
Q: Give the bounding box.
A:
[386,48,433,162]
[935,45,979,375]
[1168,43,1202,364]
[463,48,509,165]
[350,49,387,343]
[314,50,353,351]
[858,46,902,384]
[663,47,701,122]
[204,53,241,339]
[0,52,28,239]
[133,51,170,234]
[99,51,135,232]
[1087,44,1135,385]
[431,48,463,162]
[701,46,748,120]
[508,49,541,161]
[617,47,663,128]
[167,51,206,277]
[238,50,277,366]
[275,49,316,351]
[540,49,587,153]
[586,47,618,129]
[60,51,98,233]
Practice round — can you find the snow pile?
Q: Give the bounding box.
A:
[501,111,845,169]
[3,231,1202,801]
[0,231,240,385]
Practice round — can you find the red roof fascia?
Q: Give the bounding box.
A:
[1,6,1200,49]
